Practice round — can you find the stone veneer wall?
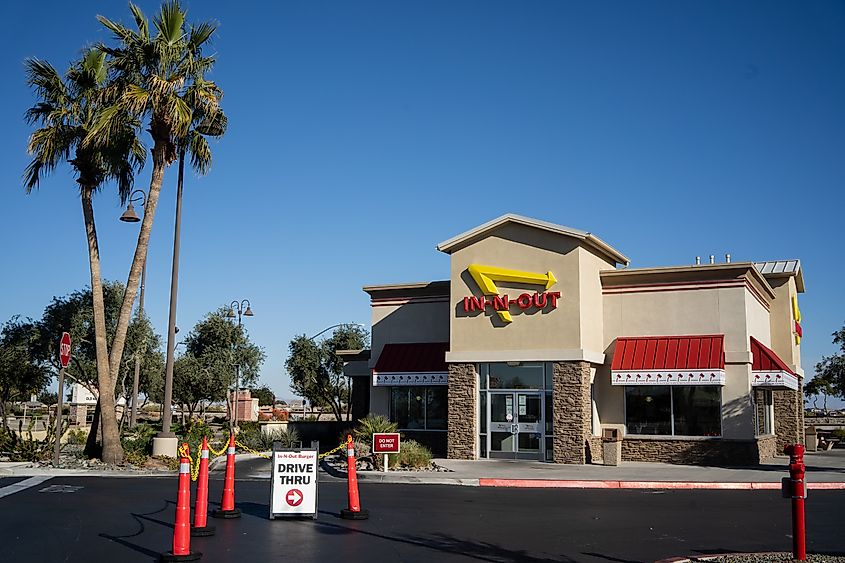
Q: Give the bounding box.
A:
[447,363,477,460]
[753,389,767,435]
[774,388,803,452]
[622,437,776,466]
[552,361,592,464]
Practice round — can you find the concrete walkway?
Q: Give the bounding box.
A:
[4,449,844,489]
[351,449,845,488]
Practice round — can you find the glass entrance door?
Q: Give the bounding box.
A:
[488,392,543,460]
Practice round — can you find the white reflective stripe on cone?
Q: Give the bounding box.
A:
[347,449,355,457]
[201,450,209,458]
[180,463,190,473]
[228,447,236,455]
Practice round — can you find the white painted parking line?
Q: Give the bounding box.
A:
[0,476,52,499]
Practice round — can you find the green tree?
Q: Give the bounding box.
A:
[24,46,145,463]
[807,324,845,411]
[286,326,369,421]
[0,317,52,430]
[250,385,276,407]
[33,282,164,449]
[90,3,225,423]
[181,309,265,420]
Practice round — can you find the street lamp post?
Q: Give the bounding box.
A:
[152,147,187,458]
[119,190,148,428]
[226,299,253,430]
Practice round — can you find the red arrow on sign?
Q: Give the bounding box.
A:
[286,489,303,507]
[59,332,72,369]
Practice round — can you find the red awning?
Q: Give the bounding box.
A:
[373,342,449,387]
[611,335,725,386]
[373,342,449,374]
[751,337,798,390]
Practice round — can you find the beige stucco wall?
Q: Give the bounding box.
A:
[602,284,771,439]
[768,278,802,375]
[447,223,610,362]
[369,297,450,417]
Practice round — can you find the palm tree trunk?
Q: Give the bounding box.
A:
[107,150,167,393]
[80,187,123,464]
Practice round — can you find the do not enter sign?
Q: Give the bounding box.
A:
[373,433,401,454]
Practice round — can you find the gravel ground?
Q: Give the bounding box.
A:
[700,553,845,562]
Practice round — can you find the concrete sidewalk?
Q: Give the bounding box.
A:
[4,449,844,489]
[351,449,845,488]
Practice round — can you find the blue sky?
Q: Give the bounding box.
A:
[1,1,844,404]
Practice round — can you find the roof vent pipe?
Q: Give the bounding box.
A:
[695,256,701,265]
[725,253,731,263]
[709,255,715,264]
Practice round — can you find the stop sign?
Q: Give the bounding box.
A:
[59,332,72,368]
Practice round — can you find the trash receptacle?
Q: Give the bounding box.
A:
[804,426,817,452]
[602,428,622,466]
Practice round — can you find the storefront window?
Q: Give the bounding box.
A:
[484,362,546,390]
[672,387,721,436]
[625,387,671,435]
[390,386,447,431]
[625,386,722,437]
[426,387,447,430]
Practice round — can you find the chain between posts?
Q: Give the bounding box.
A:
[178,440,349,481]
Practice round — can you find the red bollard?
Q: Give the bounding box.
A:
[784,444,807,561]
[340,434,369,520]
[212,433,241,519]
[191,436,215,536]
[160,443,201,562]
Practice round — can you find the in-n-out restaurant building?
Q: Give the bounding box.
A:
[341,214,806,465]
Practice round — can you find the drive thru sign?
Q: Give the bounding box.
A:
[269,445,318,519]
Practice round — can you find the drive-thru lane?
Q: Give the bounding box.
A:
[0,476,843,562]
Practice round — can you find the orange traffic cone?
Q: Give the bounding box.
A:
[160,443,201,562]
[191,436,215,537]
[212,433,241,519]
[340,434,369,520]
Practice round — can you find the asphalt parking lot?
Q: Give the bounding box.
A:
[1,475,843,562]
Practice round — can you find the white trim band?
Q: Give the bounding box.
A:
[612,370,726,386]
[228,447,236,455]
[373,371,448,386]
[201,450,209,459]
[752,370,799,391]
[180,463,190,473]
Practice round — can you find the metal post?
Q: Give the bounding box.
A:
[53,366,65,467]
[154,148,185,457]
[129,259,146,427]
[785,444,807,561]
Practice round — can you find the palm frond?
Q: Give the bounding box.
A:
[24,58,67,104]
[188,21,217,52]
[129,3,149,40]
[154,0,186,45]
[186,131,211,175]
[96,15,141,46]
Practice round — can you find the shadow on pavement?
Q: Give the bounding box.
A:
[311,520,572,562]
[98,500,173,561]
[580,552,644,563]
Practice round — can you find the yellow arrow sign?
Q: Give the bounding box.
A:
[466,264,558,323]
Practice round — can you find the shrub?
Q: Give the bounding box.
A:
[65,428,88,446]
[122,422,157,459]
[154,455,179,471]
[393,439,432,469]
[124,449,148,467]
[237,424,301,452]
[353,414,397,447]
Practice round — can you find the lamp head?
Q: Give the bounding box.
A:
[119,203,141,223]
[244,305,254,317]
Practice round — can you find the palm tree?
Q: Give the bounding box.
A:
[24,49,145,463]
[87,1,224,450]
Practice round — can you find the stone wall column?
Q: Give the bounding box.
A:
[553,361,591,464]
[774,388,802,451]
[447,363,477,460]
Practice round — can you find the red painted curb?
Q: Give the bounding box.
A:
[477,479,845,490]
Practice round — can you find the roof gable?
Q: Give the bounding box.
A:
[436,214,629,266]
